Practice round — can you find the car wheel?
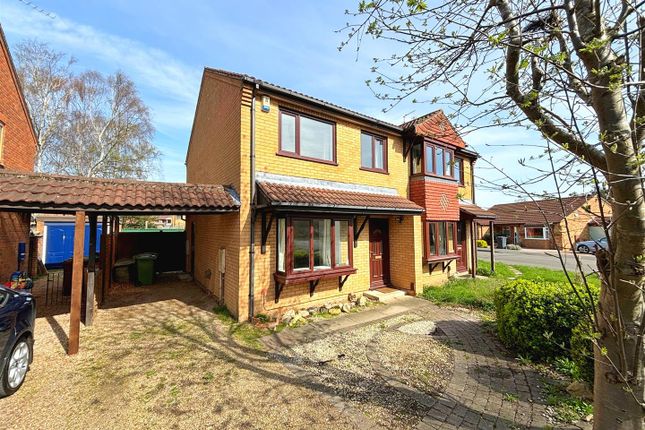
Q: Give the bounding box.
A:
[0,337,32,397]
[578,245,590,254]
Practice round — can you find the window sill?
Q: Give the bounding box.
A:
[523,237,549,240]
[424,254,459,263]
[274,266,357,285]
[276,151,337,166]
[360,167,389,175]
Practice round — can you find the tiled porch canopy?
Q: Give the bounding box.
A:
[0,170,240,214]
[256,177,423,215]
[460,202,496,220]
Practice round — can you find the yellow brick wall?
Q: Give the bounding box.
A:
[253,92,409,196]
[185,73,244,316]
[187,75,477,320]
[458,158,474,201]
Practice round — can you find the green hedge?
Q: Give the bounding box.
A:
[476,239,488,248]
[494,279,598,362]
[570,319,595,383]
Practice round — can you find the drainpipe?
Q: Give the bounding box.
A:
[248,83,259,321]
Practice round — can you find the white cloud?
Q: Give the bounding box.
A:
[0,1,201,133]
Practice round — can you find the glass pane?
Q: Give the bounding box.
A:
[374,138,384,169]
[435,147,444,176]
[313,219,332,270]
[293,220,310,270]
[425,145,434,174]
[277,218,286,272]
[335,220,349,266]
[447,223,455,253]
[446,151,453,177]
[438,222,447,255]
[360,133,372,168]
[280,113,296,153]
[428,223,436,255]
[300,116,333,161]
[412,143,423,174]
[454,158,462,182]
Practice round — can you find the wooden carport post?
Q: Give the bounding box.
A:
[489,220,495,274]
[84,214,97,326]
[68,211,86,355]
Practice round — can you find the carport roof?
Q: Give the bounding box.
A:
[0,170,240,214]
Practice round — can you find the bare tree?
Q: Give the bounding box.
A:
[46,70,159,179]
[13,40,73,172]
[14,42,159,179]
[341,1,644,428]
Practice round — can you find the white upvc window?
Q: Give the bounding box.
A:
[524,226,550,240]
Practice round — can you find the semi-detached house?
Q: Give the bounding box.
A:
[185,68,495,321]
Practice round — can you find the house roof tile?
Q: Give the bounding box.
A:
[0,170,240,214]
[488,196,590,225]
[460,202,496,219]
[401,110,466,148]
[257,180,423,214]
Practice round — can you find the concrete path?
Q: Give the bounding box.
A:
[478,247,597,273]
[263,297,588,430]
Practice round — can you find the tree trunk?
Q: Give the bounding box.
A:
[591,83,645,430]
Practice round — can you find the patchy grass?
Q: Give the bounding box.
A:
[421,261,599,311]
[514,264,601,289]
[543,381,593,423]
[212,305,275,350]
[420,262,517,311]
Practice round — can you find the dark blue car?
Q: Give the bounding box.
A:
[0,285,35,397]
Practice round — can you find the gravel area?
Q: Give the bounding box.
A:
[276,314,454,429]
[1,281,357,430]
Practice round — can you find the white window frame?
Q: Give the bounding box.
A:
[524,226,550,240]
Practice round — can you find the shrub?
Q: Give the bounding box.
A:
[476,239,488,248]
[494,279,598,361]
[570,319,595,383]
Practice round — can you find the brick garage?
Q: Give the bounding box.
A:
[0,24,37,281]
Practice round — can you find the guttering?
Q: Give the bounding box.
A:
[265,203,423,215]
[237,76,402,134]
[248,83,258,321]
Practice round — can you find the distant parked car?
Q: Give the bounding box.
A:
[0,285,35,397]
[576,237,608,254]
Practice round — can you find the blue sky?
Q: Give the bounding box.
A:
[0,0,578,207]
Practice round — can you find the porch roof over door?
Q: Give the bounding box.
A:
[256,175,422,215]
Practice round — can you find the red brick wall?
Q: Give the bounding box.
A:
[409,177,460,221]
[0,34,37,280]
[0,212,30,278]
[0,36,36,171]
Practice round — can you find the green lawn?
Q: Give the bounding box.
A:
[420,261,598,310]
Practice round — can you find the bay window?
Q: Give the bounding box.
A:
[425,221,458,259]
[454,157,464,185]
[360,131,387,172]
[410,141,457,179]
[276,216,354,277]
[279,109,336,163]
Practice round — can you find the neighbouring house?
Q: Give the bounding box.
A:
[487,195,610,250]
[0,24,37,280]
[185,68,495,321]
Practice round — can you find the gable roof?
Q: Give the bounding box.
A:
[488,195,591,225]
[400,110,466,148]
[205,68,402,132]
[0,170,240,214]
[0,23,38,146]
